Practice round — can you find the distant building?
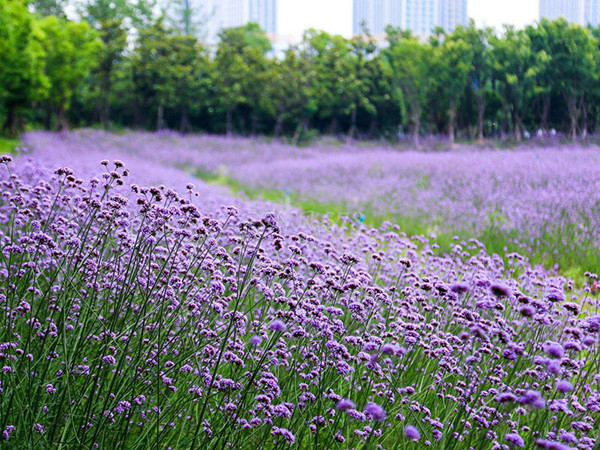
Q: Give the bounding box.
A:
[440,0,467,32]
[199,0,277,44]
[249,0,277,35]
[539,0,600,26]
[353,0,468,38]
[404,0,440,35]
[587,0,600,26]
[353,0,403,35]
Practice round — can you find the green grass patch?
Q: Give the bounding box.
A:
[191,168,598,279]
[0,137,20,154]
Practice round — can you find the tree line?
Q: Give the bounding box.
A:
[2,0,600,143]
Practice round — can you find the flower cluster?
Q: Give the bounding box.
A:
[0,135,598,449]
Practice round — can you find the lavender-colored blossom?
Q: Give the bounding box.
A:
[490,283,511,298]
[518,390,545,409]
[505,432,525,447]
[336,399,355,412]
[269,320,286,333]
[556,380,573,394]
[364,402,386,422]
[404,425,421,441]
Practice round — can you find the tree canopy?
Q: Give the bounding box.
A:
[3,0,600,143]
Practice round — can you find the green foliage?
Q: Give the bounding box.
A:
[431,30,474,143]
[384,29,431,143]
[3,7,600,141]
[0,0,48,136]
[131,20,210,130]
[214,23,271,135]
[39,16,103,130]
[489,27,538,141]
[0,136,20,153]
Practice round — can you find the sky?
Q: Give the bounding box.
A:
[278,0,539,38]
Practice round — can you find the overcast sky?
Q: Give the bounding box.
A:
[279,0,539,37]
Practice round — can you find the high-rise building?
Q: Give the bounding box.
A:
[353,0,468,37]
[249,0,277,35]
[539,0,600,26]
[198,0,277,44]
[353,0,403,35]
[587,0,600,26]
[539,0,584,23]
[440,0,467,32]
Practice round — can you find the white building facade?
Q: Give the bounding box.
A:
[199,0,277,43]
[353,0,468,37]
[539,0,600,26]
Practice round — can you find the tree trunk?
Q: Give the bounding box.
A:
[45,106,53,130]
[292,117,308,146]
[99,64,112,129]
[57,103,68,131]
[250,111,258,136]
[273,112,284,139]
[476,94,485,141]
[330,115,338,136]
[226,107,233,136]
[540,95,550,133]
[565,94,578,140]
[180,109,190,133]
[4,106,20,138]
[412,108,421,146]
[580,96,588,139]
[347,108,357,141]
[448,98,456,145]
[368,116,378,139]
[157,103,166,130]
[513,115,522,142]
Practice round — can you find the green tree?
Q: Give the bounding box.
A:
[0,0,48,136]
[263,48,316,139]
[431,30,473,144]
[453,21,494,140]
[214,23,271,135]
[305,30,356,135]
[489,27,538,141]
[39,16,103,130]
[79,0,155,127]
[30,0,68,17]
[384,28,431,144]
[346,32,377,140]
[131,20,209,130]
[533,19,597,138]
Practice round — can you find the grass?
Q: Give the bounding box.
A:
[0,137,20,154]
[192,168,595,284]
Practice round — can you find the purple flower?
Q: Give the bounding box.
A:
[558,431,577,444]
[495,392,516,403]
[490,282,511,297]
[336,399,355,411]
[535,439,570,450]
[101,355,116,366]
[505,432,525,447]
[364,402,386,422]
[249,335,263,346]
[404,425,421,441]
[381,343,397,355]
[269,320,286,333]
[519,305,535,317]
[556,380,573,393]
[450,282,470,294]
[544,341,564,359]
[517,390,545,409]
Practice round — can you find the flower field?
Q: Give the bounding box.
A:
[1,130,600,448]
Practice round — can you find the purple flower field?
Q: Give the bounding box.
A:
[24,129,600,270]
[1,130,600,448]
